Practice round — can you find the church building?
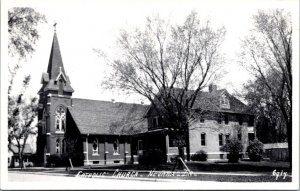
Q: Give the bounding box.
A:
[36,30,255,166]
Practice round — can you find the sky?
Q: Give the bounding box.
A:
[6,0,298,104]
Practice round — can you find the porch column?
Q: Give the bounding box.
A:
[86,135,89,165]
[104,140,108,165]
[165,134,170,162]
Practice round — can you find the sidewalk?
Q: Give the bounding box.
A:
[8,166,292,182]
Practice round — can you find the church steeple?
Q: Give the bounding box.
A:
[39,27,74,94]
[37,26,74,165]
[47,32,67,80]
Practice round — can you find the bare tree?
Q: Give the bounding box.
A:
[99,11,226,161]
[241,9,292,167]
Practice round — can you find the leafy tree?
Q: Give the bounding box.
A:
[8,7,46,59]
[8,7,46,168]
[8,76,38,168]
[99,11,226,161]
[241,9,292,167]
[243,76,287,143]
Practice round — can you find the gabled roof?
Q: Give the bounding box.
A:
[67,98,149,135]
[193,89,252,114]
[147,88,252,116]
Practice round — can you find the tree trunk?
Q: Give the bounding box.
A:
[185,130,190,161]
[178,145,185,161]
[19,155,23,169]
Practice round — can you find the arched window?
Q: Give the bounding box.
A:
[62,139,65,153]
[113,139,119,154]
[55,106,66,132]
[92,139,98,155]
[56,139,60,153]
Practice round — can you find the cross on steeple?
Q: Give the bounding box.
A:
[53,21,57,32]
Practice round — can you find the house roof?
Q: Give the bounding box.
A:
[68,98,149,135]
[148,88,252,116]
[193,89,252,114]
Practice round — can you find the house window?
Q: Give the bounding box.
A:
[225,134,230,144]
[217,118,222,124]
[219,133,223,146]
[225,114,229,125]
[201,133,206,146]
[92,139,99,155]
[138,140,143,151]
[238,116,243,125]
[200,115,205,123]
[152,118,158,128]
[55,106,66,132]
[158,117,162,127]
[249,116,254,126]
[56,139,60,153]
[238,133,242,141]
[248,133,255,144]
[220,94,230,109]
[113,139,119,154]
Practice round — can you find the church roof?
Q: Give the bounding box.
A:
[67,98,149,135]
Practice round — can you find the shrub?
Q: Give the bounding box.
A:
[47,154,62,167]
[139,149,165,165]
[220,138,243,163]
[69,153,84,166]
[247,139,264,162]
[191,150,208,161]
[47,153,84,167]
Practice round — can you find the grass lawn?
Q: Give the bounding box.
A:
[85,160,291,173]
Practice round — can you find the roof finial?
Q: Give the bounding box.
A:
[53,21,57,32]
[59,66,62,73]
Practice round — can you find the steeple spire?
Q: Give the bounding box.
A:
[47,29,66,80]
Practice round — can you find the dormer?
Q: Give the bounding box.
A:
[220,92,230,109]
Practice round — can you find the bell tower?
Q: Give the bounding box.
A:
[36,25,74,165]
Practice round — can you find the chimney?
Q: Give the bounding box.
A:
[209,84,217,93]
